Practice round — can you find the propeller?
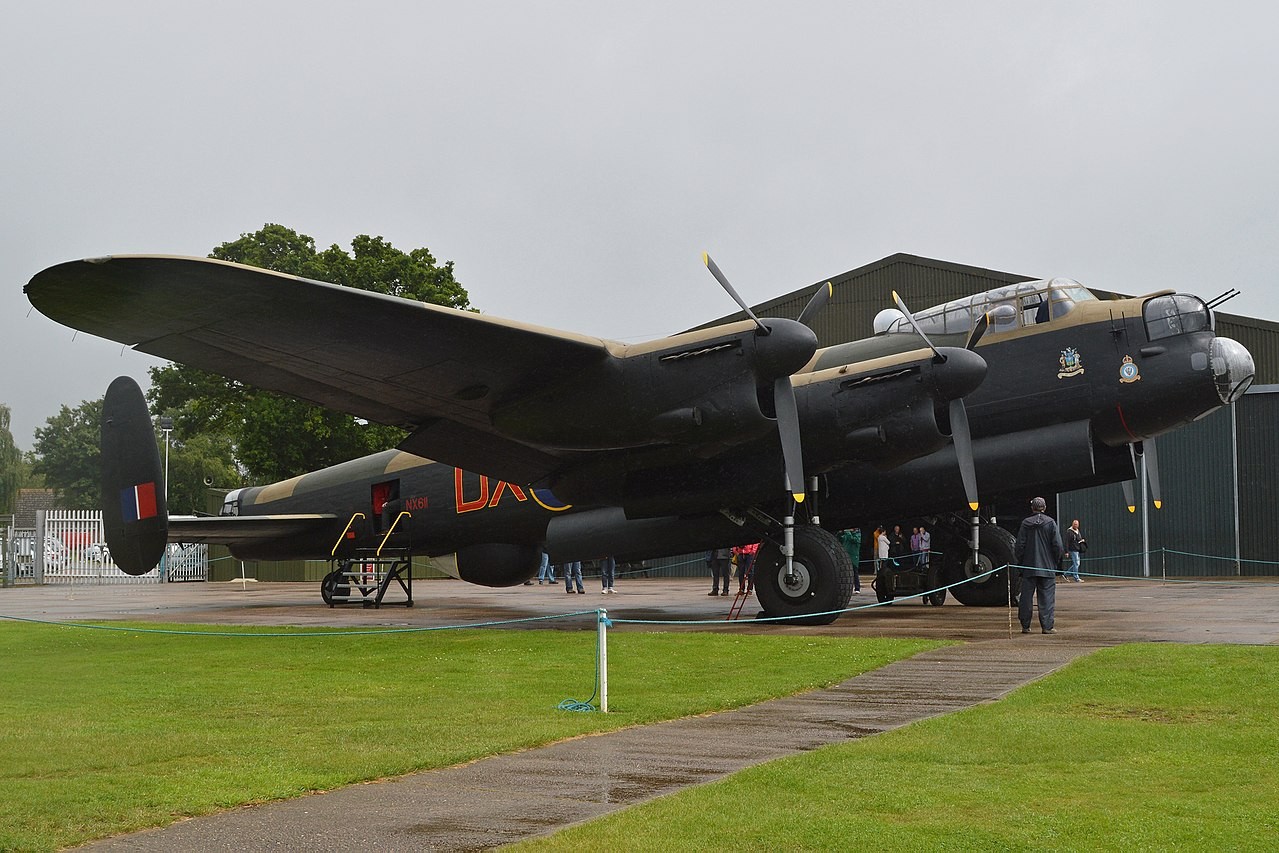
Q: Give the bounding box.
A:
[703,252,767,334]
[1143,439,1163,509]
[703,253,826,504]
[964,311,991,351]
[797,281,833,327]
[892,290,985,511]
[1123,440,1162,512]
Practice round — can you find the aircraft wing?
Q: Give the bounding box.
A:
[167,514,339,546]
[27,255,615,484]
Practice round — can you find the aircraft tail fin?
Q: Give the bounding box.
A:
[101,376,169,575]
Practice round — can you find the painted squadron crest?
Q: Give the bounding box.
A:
[1119,355,1142,383]
[1057,347,1085,379]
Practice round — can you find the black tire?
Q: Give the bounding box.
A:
[924,564,947,606]
[320,569,350,607]
[945,524,1019,607]
[873,567,894,602]
[754,527,856,625]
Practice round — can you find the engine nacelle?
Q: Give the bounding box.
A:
[453,543,542,587]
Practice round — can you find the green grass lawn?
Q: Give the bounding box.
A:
[0,620,937,851]
[515,643,1279,851]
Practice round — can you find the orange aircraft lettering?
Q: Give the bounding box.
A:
[454,468,489,514]
[488,480,528,506]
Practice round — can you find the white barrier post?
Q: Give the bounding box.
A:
[598,608,609,713]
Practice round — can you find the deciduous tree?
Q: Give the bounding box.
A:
[32,399,102,510]
[0,404,21,515]
[148,224,471,483]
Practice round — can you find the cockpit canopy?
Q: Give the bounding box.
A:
[880,277,1098,338]
[1143,293,1213,341]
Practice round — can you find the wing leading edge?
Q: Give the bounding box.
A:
[27,255,615,484]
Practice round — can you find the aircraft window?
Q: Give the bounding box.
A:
[943,305,972,334]
[219,490,243,517]
[1145,294,1212,341]
[1021,293,1048,325]
[886,278,1097,340]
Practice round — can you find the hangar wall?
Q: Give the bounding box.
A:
[1058,386,1279,577]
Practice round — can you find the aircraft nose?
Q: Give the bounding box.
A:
[1211,336,1255,404]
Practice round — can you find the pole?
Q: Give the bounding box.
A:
[1140,452,1150,577]
[598,608,609,713]
[158,415,174,502]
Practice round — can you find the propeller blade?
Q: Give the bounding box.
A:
[891,290,946,361]
[773,376,806,503]
[965,311,991,351]
[703,252,767,334]
[1143,439,1163,509]
[1121,478,1136,513]
[949,398,979,511]
[796,281,833,328]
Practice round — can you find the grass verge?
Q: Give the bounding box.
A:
[514,643,1279,851]
[0,619,938,851]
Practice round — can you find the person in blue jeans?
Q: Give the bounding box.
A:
[563,560,584,594]
[599,556,617,593]
[537,550,553,584]
[1064,519,1085,582]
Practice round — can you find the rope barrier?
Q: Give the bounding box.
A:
[0,609,599,637]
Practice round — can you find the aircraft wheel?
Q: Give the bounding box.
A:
[754,527,855,625]
[320,569,349,607]
[924,565,947,606]
[946,524,1019,607]
[873,569,894,602]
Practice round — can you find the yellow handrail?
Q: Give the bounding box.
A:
[331,512,366,557]
[377,511,413,556]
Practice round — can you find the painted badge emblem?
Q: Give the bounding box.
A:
[1057,347,1084,379]
[1119,355,1141,383]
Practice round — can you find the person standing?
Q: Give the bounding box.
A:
[909,526,923,568]
[599,556,617,594]
[836,528,862,594]
[732,542,759,594]
[1064,519,1085,583]
[706,547,732,596]
[1015,497,1064,634]
[918,524,931,571]
[537,550,553,585]
[889,524,906,562]
[563,560,584,594]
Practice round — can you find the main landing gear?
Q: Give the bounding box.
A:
[752,526,856,625]
[933,516,1019,607]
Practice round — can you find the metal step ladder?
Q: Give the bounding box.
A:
[322,548,413,608]
[321,510,414,608]
[727,558,756,621]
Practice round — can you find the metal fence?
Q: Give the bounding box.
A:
[2,510,209,585]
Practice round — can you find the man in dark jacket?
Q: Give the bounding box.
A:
[1014,496,1063,634]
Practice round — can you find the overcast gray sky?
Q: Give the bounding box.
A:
[4,1,1277,450]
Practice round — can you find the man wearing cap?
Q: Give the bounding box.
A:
[1015,496,1064,634]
